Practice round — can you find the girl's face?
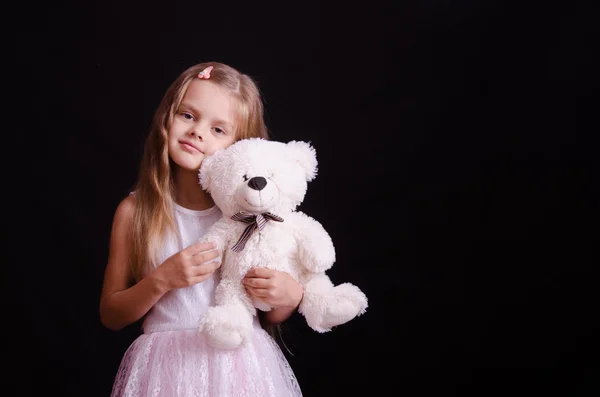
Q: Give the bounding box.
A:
[168,79,237,172]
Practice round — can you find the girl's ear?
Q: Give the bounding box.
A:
[286,141,318,182]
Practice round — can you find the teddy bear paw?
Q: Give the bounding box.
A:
[322,283,368,329]
[199,306,250,350]
[303,283,368,332]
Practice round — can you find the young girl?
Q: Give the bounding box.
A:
[100,62,304,396]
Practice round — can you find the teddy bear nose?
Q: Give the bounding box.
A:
[248,176,267,191]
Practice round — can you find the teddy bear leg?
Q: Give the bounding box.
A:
[200,279,254,349]
[299,273,368,333]
[325,282,368,329]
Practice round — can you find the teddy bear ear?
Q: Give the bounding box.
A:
[198,155,213,191]
[198,149,226,191]
[286,140,318,181]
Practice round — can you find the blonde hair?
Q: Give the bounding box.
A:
[130,62,269,281]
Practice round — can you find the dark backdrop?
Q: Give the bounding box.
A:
[7,1,599,396]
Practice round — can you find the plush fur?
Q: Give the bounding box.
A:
[197,138,368,349]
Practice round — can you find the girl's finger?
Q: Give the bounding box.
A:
[245,267,275,279]
[243,277,270,289]
[246,287,270,298]
[195,260,221,276]
[184,241,217,256]
[193,249,220,266]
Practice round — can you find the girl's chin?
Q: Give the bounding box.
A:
[173,161,203,173]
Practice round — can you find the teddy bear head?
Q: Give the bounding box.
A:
[198,138,318,217]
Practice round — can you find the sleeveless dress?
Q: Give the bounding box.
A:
[110,202,303,397]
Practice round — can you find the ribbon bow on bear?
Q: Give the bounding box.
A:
[230,211,284,252]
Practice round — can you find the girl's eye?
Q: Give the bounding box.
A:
[182,112,194,120]
[243,174,248,181]
[214,127,225,135]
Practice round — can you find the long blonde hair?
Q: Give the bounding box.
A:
[130,62,269,281]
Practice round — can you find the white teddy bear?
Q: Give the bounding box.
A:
[197,137,368,349]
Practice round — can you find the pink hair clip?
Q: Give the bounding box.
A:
[198,66,214,79]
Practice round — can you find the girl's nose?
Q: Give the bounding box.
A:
[189,129,203,140]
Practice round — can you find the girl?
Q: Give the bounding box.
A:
[100,62,304,396]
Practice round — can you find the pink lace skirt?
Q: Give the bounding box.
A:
[110,327,302,397]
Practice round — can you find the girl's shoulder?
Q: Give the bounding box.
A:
[113,193,136,225]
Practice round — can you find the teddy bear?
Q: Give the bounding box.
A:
[197,137,368,349]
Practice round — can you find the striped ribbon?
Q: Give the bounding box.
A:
[230,211,284,252]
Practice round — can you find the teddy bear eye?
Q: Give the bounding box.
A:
[243,174,248,181]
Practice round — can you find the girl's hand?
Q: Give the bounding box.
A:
[242,268,304,308]
[150,241,221,292]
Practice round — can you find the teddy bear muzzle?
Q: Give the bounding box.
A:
[236,176,279,211]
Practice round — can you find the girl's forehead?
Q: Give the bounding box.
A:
[181,80,237,124]
[183,80,229,104]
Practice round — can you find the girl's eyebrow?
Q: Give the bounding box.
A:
[180,102,233,128]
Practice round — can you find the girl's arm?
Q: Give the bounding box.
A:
[99,196,168,331]
[263,299,302,325]
[100,196,221,331]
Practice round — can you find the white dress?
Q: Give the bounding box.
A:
[110,202,303,397]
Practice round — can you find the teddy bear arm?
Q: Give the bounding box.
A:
[291,212,336,273]
[198,218,232,252]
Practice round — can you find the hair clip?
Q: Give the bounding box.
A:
[198,66,214,79]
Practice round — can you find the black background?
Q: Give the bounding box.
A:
[7,1,599,396]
